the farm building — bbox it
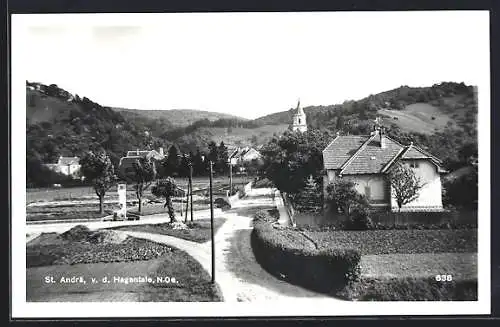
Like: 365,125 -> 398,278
322,126 -> 447,212
118,148 -> 165,178
228,147 -> 262,166
44,156 -> 81,179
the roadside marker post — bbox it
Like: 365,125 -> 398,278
209,160 -> 215,284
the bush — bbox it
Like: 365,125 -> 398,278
339,277 -> 477,301
251,219 -> 361,294
253,209 -> 277,223
342,205 -> 374,230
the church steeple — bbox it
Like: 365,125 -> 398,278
291,98 -> 307,132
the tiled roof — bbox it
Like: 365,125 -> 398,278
341,137 -> 403,175
322,135 -> 367,170
125,150 -> 165,160
126,150 -> 151,157
323,132 -> 444,175
58,157 -> 79,165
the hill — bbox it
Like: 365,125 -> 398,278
169,124 -> 290,153
113,108 -> 246,128
26,81 -> 171,185
253,82 -> 477,136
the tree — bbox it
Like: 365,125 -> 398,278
294,175 -> 322,213
326,179 -> 368,215
217,141 -> 229,173
80,151 -> 115,214
193,149 -> 206,176
164,144 -> 181,176
120,156 -> 157,214
260,129 -> 331,195
387,161 -> 424,211
207,141 -> 218,164
151,177 -> 178,222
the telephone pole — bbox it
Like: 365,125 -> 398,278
229,160 -> 233,195
189,162 -> 193,222
209,160 -> 215,284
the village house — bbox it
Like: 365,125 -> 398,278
44,156 -> 81,179
118,147 -> 165,178
322,126 -> 447,212
228,147 -> 263,174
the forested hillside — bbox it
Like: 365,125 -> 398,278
26,82 -> 170,186
114,108 -> 245,128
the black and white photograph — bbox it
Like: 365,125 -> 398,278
11,10 -> 490,317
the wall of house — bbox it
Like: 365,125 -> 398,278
343,175 -> 388,202
67,164 -> 81,177
243,150 -> 261,161
390,160 -> 443,211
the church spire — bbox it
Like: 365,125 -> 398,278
296,98 -> 305,116
291,98 -> 307,132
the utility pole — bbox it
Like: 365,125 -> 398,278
184,181 -> 189,223
229,160 -> 233,195
189,162 -> 193,222
209,160 -> 215,284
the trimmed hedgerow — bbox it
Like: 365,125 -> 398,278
251,216 -> 361,294
337,276 -> 477,301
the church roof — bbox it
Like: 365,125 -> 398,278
294,99 -> 305,116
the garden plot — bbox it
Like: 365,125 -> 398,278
26,225 -> 222,302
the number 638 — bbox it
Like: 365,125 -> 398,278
435,274 -> 453,281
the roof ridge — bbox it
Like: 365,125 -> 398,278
381,145 -> 409,173
339,134 -> 376,175
322,134 -> 340,153
410,144 -> 443,163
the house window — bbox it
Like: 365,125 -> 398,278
364,186 -> 371,200
410,161 -> 419,168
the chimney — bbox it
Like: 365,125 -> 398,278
159,147 -> 164,156
379,127 -> 386,148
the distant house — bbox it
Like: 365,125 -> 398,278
322,127 -> 447,212
229,146 -> 262,166
118,148 -> 165,178
44,156 -> 81,179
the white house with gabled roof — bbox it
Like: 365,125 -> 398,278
322,124 -> 447,212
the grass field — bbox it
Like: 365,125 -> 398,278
110,218 -> 227,243
27,176 -> 252,204
26,175 -> 252,221
198,124 -> 289,148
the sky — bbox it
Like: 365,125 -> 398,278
15,11 -> 490,119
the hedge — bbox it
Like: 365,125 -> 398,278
251,214 -> 361,294
338,277 -> 478,301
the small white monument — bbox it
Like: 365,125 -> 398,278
115,183 -> 127,220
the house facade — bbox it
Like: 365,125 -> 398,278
322,128 -> 446,212
118,147 -> 165,178
44,156 -> 81,179
229,147 -> 262,166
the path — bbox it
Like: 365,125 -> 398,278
124,187 -> 342,302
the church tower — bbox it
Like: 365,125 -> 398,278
291,99 -> 307,132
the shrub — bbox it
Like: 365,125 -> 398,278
253,209 -> 277,223
339,277 -> 477,301
342,205 -> 374,230
251,219 -> 361,294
